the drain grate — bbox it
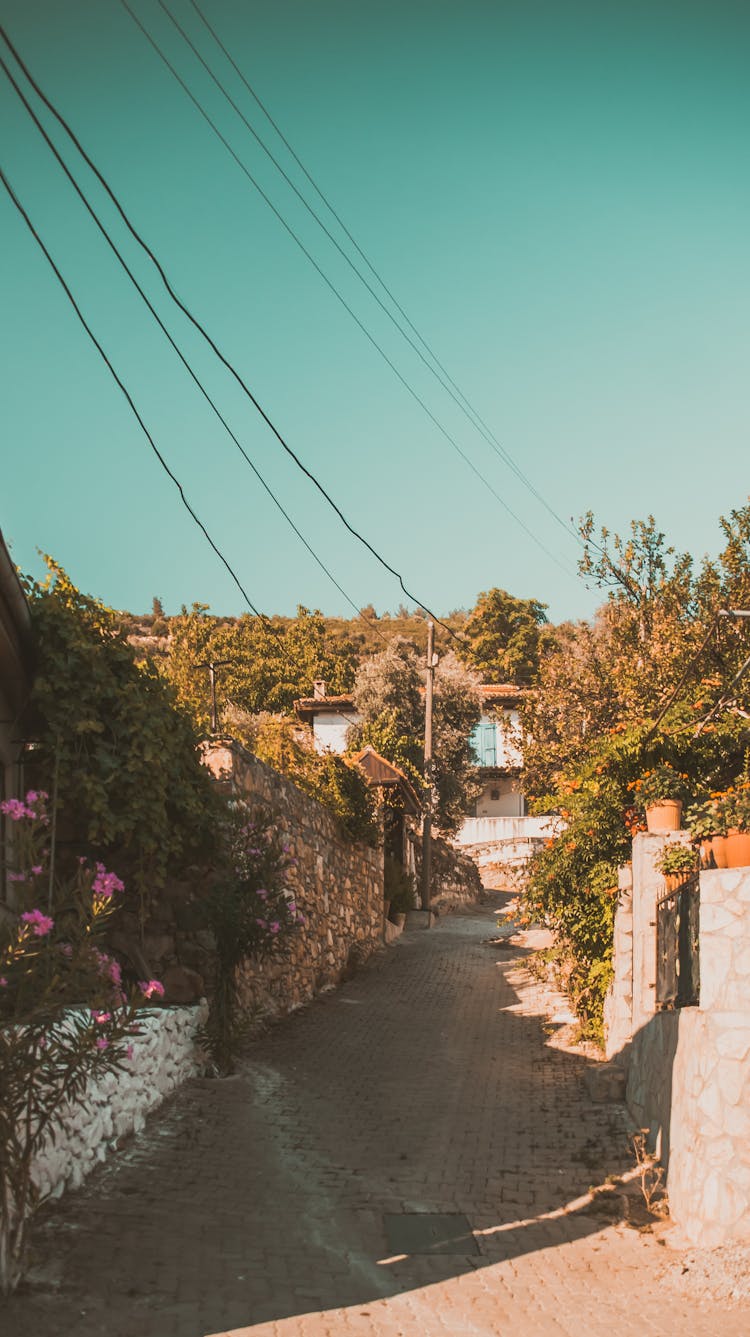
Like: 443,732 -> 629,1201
383,1213 -> 479,1256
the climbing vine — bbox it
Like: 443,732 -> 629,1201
22,559 -> 218,915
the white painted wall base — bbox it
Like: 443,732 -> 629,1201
32,1002 -> 207,1201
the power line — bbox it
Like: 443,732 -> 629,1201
0,52 -> 391,648
2,162 -> 377,724
0,24 -> 454,639
115,0 -> 577,581
0,166 -> 270,623
170,0 -> 580,549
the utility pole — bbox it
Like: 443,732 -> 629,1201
193,660 -> 233,735
421,620 -> 438,912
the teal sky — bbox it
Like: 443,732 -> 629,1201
2,0 -> 749,625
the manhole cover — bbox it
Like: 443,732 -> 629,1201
383,1213 -> 479,1255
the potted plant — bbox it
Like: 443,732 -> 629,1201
724,783 -> 750,869
685,795 -> 728,868
628,764 -> 690,833
654,842 -> 698,890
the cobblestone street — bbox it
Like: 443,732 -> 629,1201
6,897 -> 750,1336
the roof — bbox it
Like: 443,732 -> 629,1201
481,684 -> 524,704
295,682 -> 522,719
351,745 -> 422,816
294,694 -> 356,725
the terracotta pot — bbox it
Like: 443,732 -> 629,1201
645,799 -> 682,833
710,835 -> 728,869
725,830 -> 750,869
662,869 -> 695,892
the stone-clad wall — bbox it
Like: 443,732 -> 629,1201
201,741 -> 385,1019
33,1003 -> 206,1200
607,839 -> 750,1246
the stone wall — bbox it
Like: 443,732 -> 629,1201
454,816 -> 563,892
33,1003 -> 206,1200
202,740 -> 385,1019
602,863 -> 634,1060
428,835 -> 483,911
605,835 -> 750,1247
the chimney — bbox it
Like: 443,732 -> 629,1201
312,679 -> 326,700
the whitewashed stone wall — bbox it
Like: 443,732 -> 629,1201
603,863 -> 634,1060
665,869 -> 750,1245
33,1003 -> 206,1200
606,839 -> 750,1247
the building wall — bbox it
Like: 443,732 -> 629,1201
33,1004 -> 206,1201
605,837 -> 750,1247
470,708 -> 522,770
474,776 -> 525,818
312,710 -> 359,755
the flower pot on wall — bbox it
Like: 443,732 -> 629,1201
710,836 -> 728,869
725,831 -> 750,869
645,800 -> 682,833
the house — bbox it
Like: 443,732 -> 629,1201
294,680 -> 360,754
468,684 -> 525,818
294,680 -> 527,817
351,744 -> 422,878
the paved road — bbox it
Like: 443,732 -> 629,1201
6,897 -> 749,1336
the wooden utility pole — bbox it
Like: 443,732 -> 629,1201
421,620 -> 438,911
193,660 -> 233,734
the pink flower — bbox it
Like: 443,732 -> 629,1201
269,921 -> 280,935
287,901 -> 297,914
8,871 -> 26,883
138,979 -> 165,1000
95,1037 -> 109,1051
94,949 -> 122,986
31,865 -> 43,876
0,798 -> 34,822
20,909 -> 54,937
0,978 -> 7,987
92,1010 -> 111,1024
255,918 -> 267,928
92,863 -> 125,900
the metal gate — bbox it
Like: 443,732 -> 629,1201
656,871 -> 700,1009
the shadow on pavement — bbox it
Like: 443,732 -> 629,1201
3,900 -> 641,1337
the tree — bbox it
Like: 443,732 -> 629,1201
350,638 -> 482,833
461,588 -> 548,684
23,560 -> 217,914
162,604 -> 358,732
521,502 -> 750,1040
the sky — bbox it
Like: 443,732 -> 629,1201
2,0 -> 749,626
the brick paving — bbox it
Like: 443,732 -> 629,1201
5,895 -> 749,1336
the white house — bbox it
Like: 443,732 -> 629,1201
468,684 -> 525,818
294,681 -> 360,754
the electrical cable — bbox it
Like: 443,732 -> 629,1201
115,0 -> 578,581
2,162 -> 380,732
0,25 -> 455,639
0,54 -> 394,650
0,165 -> 270,625
168,0 -> 580,549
